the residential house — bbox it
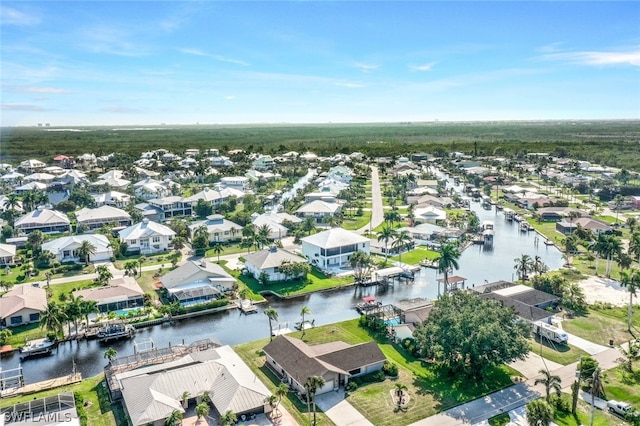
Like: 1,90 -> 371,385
185,185 -> 245,208
18,159 -> 47,171
73,276 -> 144,313
52,155 -> 75,168
263,335 -> 386,396
536,207 -> 586,222
220,176 -> 250,191
301,228 -> 370,270
119,219 -> 175,254
252,155 -> 275,171
160,260 -> 236,306
0,284 -> 47,327
251,213 -> 295,240
412,205 -> 446,224
472,281 -> 558,323
326,165 -> 353,184
117,345 -> 271,426
134,178 -> 180,200
92,190 -> 132,208
76,205 -> 132,231
42,234 -> 113,263
92,169 -> 131,190
243,246 -> 307,282
556,217 -> 613,236
0,243 -> 17,266
24,172 -> 57,184
146,196 -> 192,220
13,181 -> 48,194
295,200 -> 343,223
188,214 -> 241,243
14,207 -> 71,234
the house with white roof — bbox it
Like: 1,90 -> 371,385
73,276 -> 144,313
252,155 -> 275,171
413,205 -> 447,224
146,196 -> 192,220
24,172 -> 57,183
117,345 -> 271,426
76,205 -> 132,231
326,165 -> 353,184
188,214 -> 241,243
185,186 -> 245,208
19,159 -> 47,171
14,181 -> 48,194
42,234 -> 113,263
160,260 -> 236,306
14,207 -> 71,234
91,190 -> 132,208
251,214 -> 290,240
220,176 -> 250,191
0,243 -> 17,266
0,284 -> 47,327
243,246 -> 307,282
119,219 -> 175,254
133,178 -> 180,200
296,200 -> 343,223
301,228 -> 370,270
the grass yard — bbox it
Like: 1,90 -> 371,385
391,246 -> 439,265
528,336 -> 589,366
205,242 -> 247,258
233,266 -> 354,297
342,211 -> 372,231
602,365 -> 640,407
135,270 -> 164,300
562,306 -> 637,347
0,374 -> 124,426
112,252 -> 176,270
4,322 -> 47,347
48,279 -> 100,302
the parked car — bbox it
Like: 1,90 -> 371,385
607,400 -> 634,417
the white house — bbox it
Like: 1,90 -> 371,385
296,200 -> 343,223
413,205 -> 447,224
119,219 -> 175,254
188,214 -> 242,243
185,186 -> 245,208
220,176 -> 250,191
0,243 -> 17,266
91,190 -> 132,208
160,260 -> 236,306
301,228 -> 370,270
14,207 -> 71,234
42,234 -> 113,263
76,205 -> 132,231
243,246 -> 307,282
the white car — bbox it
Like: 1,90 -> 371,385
606,400 -> 634,417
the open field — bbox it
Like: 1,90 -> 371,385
2,121 -> 640,170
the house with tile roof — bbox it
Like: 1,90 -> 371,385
263,335 -> 386,396
0,284 -> 47,327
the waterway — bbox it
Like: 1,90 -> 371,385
0,176 -> 564,385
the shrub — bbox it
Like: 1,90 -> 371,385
345,381 -> 358,392
73,392 -> 88,426
382,361 -> 399,377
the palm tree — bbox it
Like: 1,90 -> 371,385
211,242 -> 223,262
39,301 -> 67,338
137,256 -> 146,276
195,401 -> 210,420
265,394 -> 279,417
302,216 -> 316,235
618,339 -> 640,372
65,294 -> 84,338
27,230 -> 45,256
619,269 -> 640,332
79,299 -> 98,327
180,391 -> 190,409
300,305 -> 312,336
526,399 -> 554,426
255,223 -> 272,249
534,369 -> 562,403
103,347 -> 118,363
219,410 -> 237,426
96,265 -> 113,283
304,375 -> 326,425
274,383 -> 288,417
628,231 -> 640,266
532,256 -> 548,276
77,240 -> 97,266
394,383 -> 408,408
392,230 -> 412,264
171,236 -> 186,252
514,254 -> 534,281
602,234 -> 622,278
264,306 -> 278,341
164,409 -> 183,426
377,223 -> 398,263
436,243 -> 460,295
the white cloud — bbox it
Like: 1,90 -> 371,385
180,48 -> 249,66
409,62 -> 436,72
1,104 -> 48,111
335,82 -> 365,89
536,47 -> 640,67
354,63 -> 379,73
224,95 -> 236,100
0,6 -> 40,26
8,85 -> 70,94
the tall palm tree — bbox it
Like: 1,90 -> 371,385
305,375 -> 326,425
628,231 -> 640,266
436,243 -> 460,294
392,230 -> 413,264
264,306 -> 278,341
39,301 -> 67,338
526,399 -> 554,426
265,394 -> 279,417
619,269 -> 640,332
394,383 -> 408,408
79,299 -> 98,327
377,224 -> 398,263
602,234 -> 622,278
65,294 -> 84,338
302,216 -> 316,235
219,410 -> 237,426
514,254 -> 534,281
96,265 -> 113,283
533,256 -> 548,276
137,256 -> 146,276
274,383 -> 289,416
211,242 -> 223,262
534,369 -> 562,403
255,223 -> 272,249
77,240 -> 97,266
300,305 -> 312,337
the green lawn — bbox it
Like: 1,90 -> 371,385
234,266 -> 354,297
0,374 -> 123,426
563,306 -> 637,347
391,246 -> 439,265
48,279 -> 100,302
205,242 -> 247,258
528,336 -> 589,366
342,211 -> 372,231
112,252 -> 176,270
602,365 -> 640,407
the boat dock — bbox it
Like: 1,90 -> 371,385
237,299 -> 258,314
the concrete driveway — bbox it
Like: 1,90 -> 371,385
315,389 -> 373,426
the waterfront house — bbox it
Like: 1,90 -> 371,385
0,284 -> 47,327
556,217 -> 613,236
119,219 -> 175,254
160,260 -> 236,306
146,196 -> 192,220
251,212 -> 299,240
263,335 -> 386,396
76,205 -> 132,231
243,246 -> 307,282
14,207 -> 71,234
295,200 -> 343,223
42,234 -> 113,263
73,276 -> 144,313
118,345 -> 271,426
536,207 -> 586,222
188,214 -> 241,243
301,228 -> 369,270
0,243 -> 17,266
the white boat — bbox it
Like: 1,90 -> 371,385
20,337 -> 57,359
503,208 -> 515,221
97,323 -> 135,343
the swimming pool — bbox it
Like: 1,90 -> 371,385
384,317 -> 401,326
113,308 -> 142,317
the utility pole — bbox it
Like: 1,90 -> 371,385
572,356 -> 581,414
590,367 -> 601,426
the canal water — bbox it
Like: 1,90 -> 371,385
0,178 -> 564,385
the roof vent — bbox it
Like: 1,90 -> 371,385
142,218 -> 149,224
269,245 -> 278,253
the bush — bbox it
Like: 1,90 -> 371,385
73,392 -> 88,426
550,394 -> 570,413
382,361 -> 399,377
345,381 -> 358,392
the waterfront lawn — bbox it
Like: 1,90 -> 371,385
135,270 -> 163,301
48,279 -> 100,302
528,336 -> 589,366
0,374 -> 122,426
562,306 -> 637,346
390,246 -> 439,265
4,322 -> 46,347
235,266 -> 353,297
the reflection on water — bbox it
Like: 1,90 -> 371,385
1,179 -> 564,384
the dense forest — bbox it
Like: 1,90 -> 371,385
1,120 -> 639,170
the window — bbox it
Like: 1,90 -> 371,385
349,368 -> 361,375
29,313 -> 40,322
10,316 -> 22,325
152,236 -> 160,243
130,239 -> 136,245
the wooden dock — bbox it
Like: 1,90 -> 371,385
237,300 -> 258,314
1,373 -> 82,397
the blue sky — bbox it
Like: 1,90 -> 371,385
2,1 -> 639,126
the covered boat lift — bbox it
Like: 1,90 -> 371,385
436,275 -> 468,293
